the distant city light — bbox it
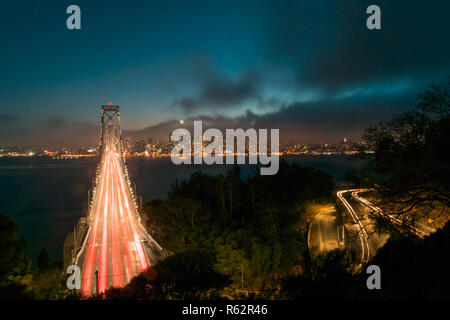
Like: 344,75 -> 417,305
180,119 -> 184,125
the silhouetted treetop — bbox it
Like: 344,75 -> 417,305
363,81 -> 450,215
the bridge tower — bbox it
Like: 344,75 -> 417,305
100,105 -> 122,153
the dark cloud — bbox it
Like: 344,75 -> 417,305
130,88 -> 417,144
168,0 -> 450,122
201,71 -> 260,106
299,1 -> 450,89
0,117 -> 98,146
0,113 -> 20,124
253,98 -> 404,142
174,98 -> 198,114
262,1 -> 449,93
171,62 -> 262,114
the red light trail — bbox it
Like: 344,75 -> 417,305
79,148 -> 151,296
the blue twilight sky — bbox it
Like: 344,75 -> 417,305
0,0 -> 449,145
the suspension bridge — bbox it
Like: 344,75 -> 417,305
71,105 -> 165,296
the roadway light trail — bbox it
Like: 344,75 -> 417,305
337,190 -> 370,266
75,106 -> 165,297
98,150 -> 111,294
79,148 -> 153,296
351,189 -> 435,238
110,155 -> 124,289
116,164 -> 134,284
80,154 -> 109,294
112,152 -> 149,272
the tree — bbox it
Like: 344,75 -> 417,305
102,250 -> 230,300
363,81 -> 450,216
0,214 -> 32,299
142,162 -> 334,293
281,249 -> 356,299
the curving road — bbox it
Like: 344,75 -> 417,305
336,188 -> 436,269
352,189 -> 435,238
336,190 -> 370,267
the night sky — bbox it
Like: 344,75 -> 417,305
0,0 -> 448,146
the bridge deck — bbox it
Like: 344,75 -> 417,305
76,147 -> 164,296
